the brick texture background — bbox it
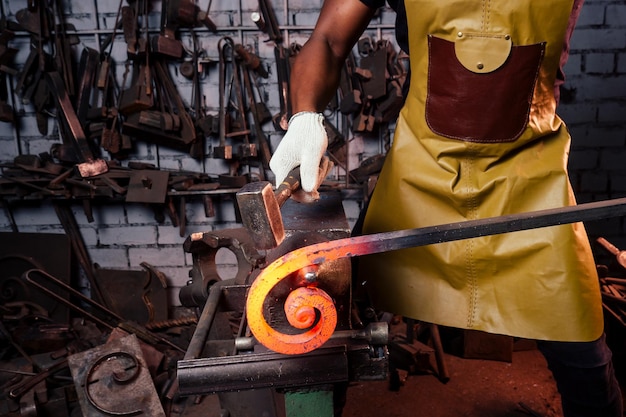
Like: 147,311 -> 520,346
0,0 -> 624,307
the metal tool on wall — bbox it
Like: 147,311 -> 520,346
230,46 -> 257,160
213,36 -> 258,188
52,200 -> 106,306
48,71 -> 109,178
189,31 -> 207,159
253,0 -> 291,131
238,44 -> 273,175
215,36 -> 234,161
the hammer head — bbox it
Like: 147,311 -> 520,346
236,181 -> 285,250
77,158 -> 109,178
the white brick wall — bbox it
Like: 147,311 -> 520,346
0,0 -> 625,306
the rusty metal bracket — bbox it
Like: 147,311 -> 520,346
125,169 -> 170,204
68,333 -> 166,417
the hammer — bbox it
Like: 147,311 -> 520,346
236,167 -> 302,250
236,156 -> 333,250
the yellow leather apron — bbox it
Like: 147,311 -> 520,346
360,0 -> 604,341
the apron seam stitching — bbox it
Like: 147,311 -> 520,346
465,154 -> 479,328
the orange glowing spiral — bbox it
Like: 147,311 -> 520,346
247,280 -> 337,355
246,252 -> 342,355
286,285 -> 336,330
246,234 -> 380,354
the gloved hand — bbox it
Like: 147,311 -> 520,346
269,111 -> 328,193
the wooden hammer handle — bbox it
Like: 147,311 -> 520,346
274,166 -> 301,206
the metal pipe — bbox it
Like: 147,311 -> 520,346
178,345 -> 349,395
233,322 -> 389,352
184,278 -> 235,360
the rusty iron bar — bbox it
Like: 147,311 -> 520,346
296,197 -> 626,261
22,269 -> 185,353
53,201 -> 106,306
8,358 -> 69,399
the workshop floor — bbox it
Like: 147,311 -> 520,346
341,326 -> 626,417
342,348 -> 564,417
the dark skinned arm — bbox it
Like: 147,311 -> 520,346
290,0 -> 378,114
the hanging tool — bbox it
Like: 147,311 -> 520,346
215,37 -> 234,160
198,0 -> 217,32
230,49 -> 257,159
47,72 -> 108,177
75,48 -> 100,126
52,0 -> 76,98
190,31 -> 206,159
253,0 -> 291,131
597,237 -> 626,269
247,197 -> 626,355
152,0 -> 185,58
238,44 -> 273,172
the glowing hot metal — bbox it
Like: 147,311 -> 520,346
246,197 -> 626,355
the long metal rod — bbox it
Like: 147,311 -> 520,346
261,198 -> 626,273
343,197 -> 626,257
7,24 -> 396,39
23,269 -> 118,330
22,268 -> 185,353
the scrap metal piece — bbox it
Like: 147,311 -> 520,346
68,333 -> 166,417
0,233 -> 71,323
125,169 -> 170,204
23,269 -> 185,353
94,267 -> 168,325
8,358 -> 68,400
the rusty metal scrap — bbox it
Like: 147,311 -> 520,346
68,333 -> 166,417
0,262 -> 201,416
597,237 -> 626,327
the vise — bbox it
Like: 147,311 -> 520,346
177,191 -> 388,417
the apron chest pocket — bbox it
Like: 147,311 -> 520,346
425,34 -> 545,143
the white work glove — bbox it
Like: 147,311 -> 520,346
270,111 -> 328,193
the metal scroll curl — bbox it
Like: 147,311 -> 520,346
246,252 -> 341,355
